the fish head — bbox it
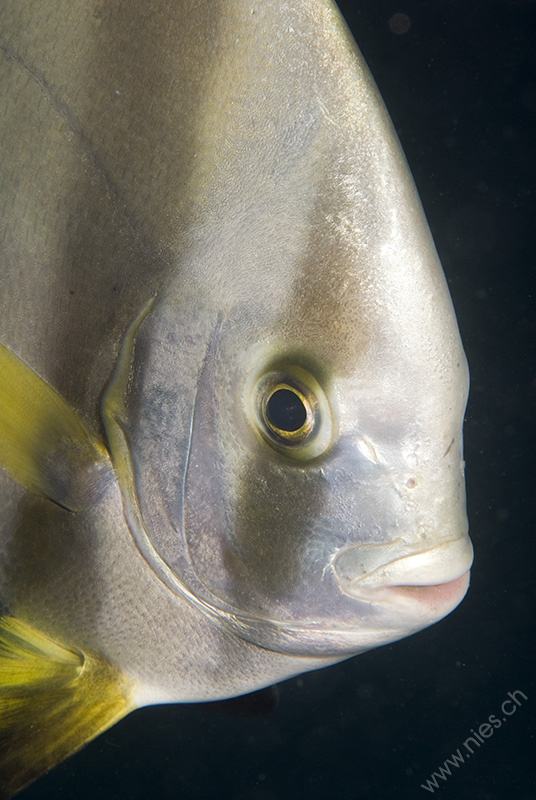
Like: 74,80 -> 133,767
101,3 -> 472,661
112,205 -> 471,660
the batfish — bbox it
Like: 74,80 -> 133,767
0,1 -> 472,796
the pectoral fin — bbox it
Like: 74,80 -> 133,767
0,616 -> 136,799
0,343 -> 111,511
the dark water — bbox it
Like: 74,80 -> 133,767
21,1 -> 535,798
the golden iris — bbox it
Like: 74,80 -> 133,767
262,383 -> 313,442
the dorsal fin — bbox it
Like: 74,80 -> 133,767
0,343 -> 111,511
0,617 -> 136,799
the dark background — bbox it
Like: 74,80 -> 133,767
22,1 -> 535,798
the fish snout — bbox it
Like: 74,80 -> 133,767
332,536 -> 474,618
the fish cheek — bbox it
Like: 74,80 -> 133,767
183,427 -> 330,618
223,453 -> 329,614
179,324 -> 329,618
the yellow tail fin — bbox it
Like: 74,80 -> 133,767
0,617 -> 135,799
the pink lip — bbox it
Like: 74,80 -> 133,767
384,571 -> 471,616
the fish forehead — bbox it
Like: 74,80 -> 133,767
155,1 -> 463,383
0,0 -> 461,387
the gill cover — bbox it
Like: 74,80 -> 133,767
103,310 -> 351,655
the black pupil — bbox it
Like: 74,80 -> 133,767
266,389 -> 307,432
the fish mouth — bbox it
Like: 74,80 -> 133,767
332,536 -> 473,619
349,571 -> 471,618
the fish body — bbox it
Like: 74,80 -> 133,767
0,1 -> 472,795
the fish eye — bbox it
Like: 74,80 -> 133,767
251,366 -> 333,460
264,385 -> 312,439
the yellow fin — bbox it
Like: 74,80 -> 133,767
0,343 -> 110,510
0,616 -> 136,799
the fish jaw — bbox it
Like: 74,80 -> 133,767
332,535 -> 473,593
195,540 -> 473,659
332,537 -> 473,627
366,572 -> 471,621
